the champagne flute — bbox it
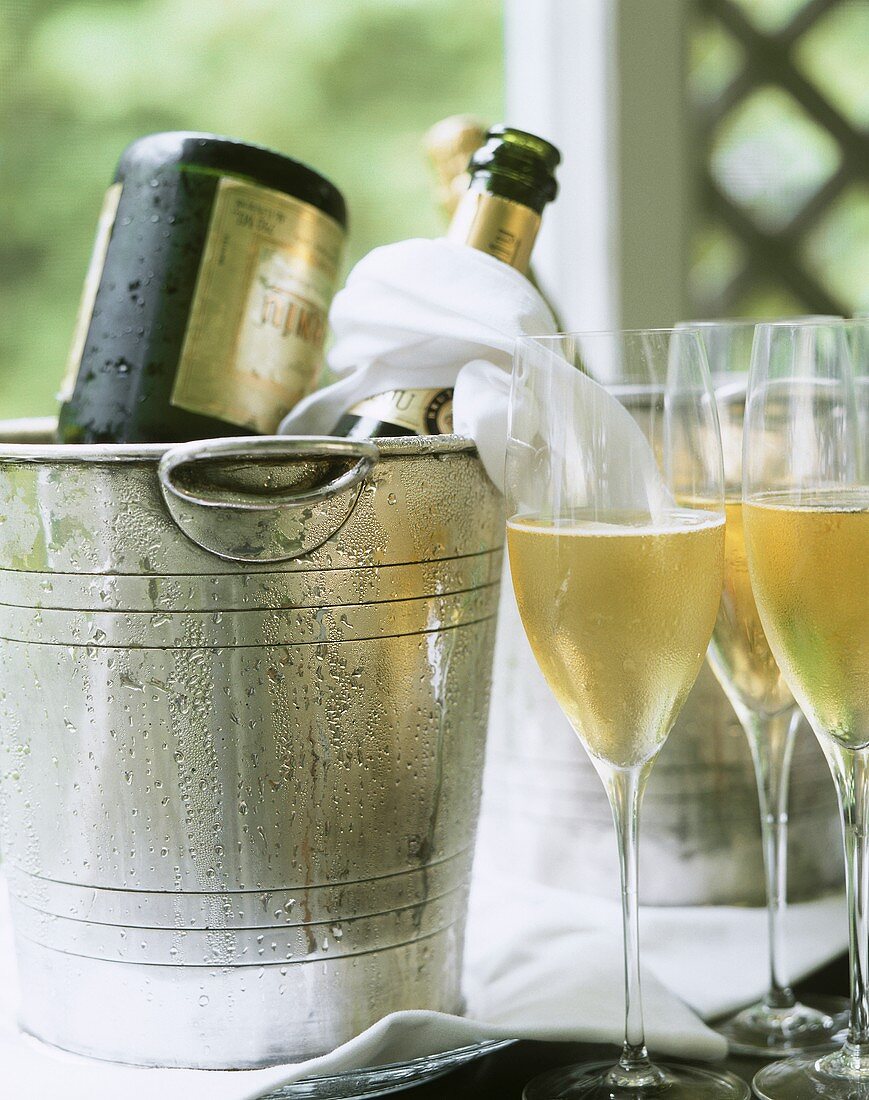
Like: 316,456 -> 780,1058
743,320 -> 868,1099
508,330 -> 748,1100
690,320 -> 847,1056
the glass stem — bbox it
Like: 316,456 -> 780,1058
742,706 -> 800,1012
603,761 -> 656,1076
824,742 -> 869,1071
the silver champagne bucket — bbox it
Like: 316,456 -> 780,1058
477,381 -> 842,907
0,421 -> 503,1068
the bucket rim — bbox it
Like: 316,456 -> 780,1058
0,419 -> 478,464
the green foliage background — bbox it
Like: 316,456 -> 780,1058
1,0 -> 865,422
0,0 -> 504,419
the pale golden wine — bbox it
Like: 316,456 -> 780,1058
745,491 -> 869,749
507,510 -> 725,768
708,500 -> 795,716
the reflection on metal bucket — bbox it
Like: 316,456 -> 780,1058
0,423 -> 503,1069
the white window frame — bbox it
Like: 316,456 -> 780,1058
505,0 -> 694,330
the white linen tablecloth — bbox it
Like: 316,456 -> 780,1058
0,868 -> 847,1100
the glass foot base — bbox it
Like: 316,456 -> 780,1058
715,994 -> 849,1057
522,1059 -> 750,1099
754,1050 -> 869,1099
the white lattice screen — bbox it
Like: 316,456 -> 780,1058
692,0 -> 869,317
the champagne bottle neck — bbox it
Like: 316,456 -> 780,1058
443,125 -> 559,275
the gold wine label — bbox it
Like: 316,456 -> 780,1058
446,190 -> 541,274
171,177 -> 344,433
347,388 -> 454,434
59,182 -> 123,402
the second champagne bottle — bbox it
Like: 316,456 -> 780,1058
332,125 -> 560,439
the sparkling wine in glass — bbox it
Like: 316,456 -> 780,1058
743,320 -> 868,1100
690,320 -> 847,1056
508,330 -> 749,1100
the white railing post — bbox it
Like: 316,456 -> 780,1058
505,0 -> 694,330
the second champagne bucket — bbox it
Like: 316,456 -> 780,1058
0,424 -> 503,1068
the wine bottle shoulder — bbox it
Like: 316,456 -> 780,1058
116,132 -> 347,228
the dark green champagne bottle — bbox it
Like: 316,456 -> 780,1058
333,125 -> 559,440
57,132 -> 347,444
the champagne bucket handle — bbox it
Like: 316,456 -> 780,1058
158,436 -> 379,563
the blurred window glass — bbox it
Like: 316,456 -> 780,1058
0,0 -> 504,419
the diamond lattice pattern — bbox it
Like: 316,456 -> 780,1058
691,0 -> 869,318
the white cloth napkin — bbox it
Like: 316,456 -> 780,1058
279,238 -> 554,454
277,237 -> 556,494
0,869 -> 847,1100
280,238 -> 671,520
